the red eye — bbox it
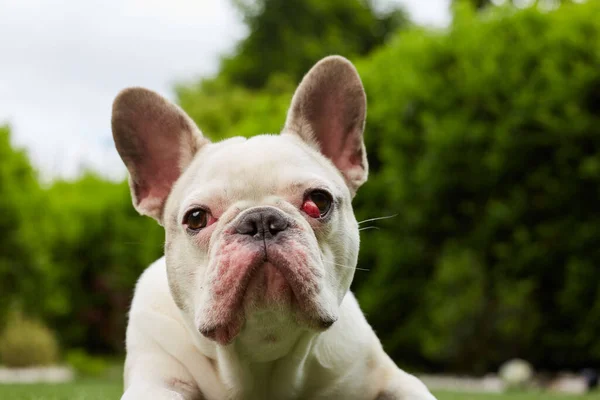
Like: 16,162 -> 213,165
302,190 -> 333,218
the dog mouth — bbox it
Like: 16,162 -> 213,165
197,239 -> 336,345
198,259 -> 297,345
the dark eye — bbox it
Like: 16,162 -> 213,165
302,190 -> 333,218
183,208 -> 209,231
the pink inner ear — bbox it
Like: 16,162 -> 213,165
313,95 -> 365,177
334,136 -> 364,173
128,117 -> 187,217
135,131 -> 182,199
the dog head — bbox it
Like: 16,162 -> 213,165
112,56 -> 367,354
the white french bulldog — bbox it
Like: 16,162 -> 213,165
112,56 -> 435,400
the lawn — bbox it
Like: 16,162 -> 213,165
435,392 -> 600,400
0,381 -> 599,400
0,379 -> 122,400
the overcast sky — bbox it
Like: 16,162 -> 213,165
0,0 -> 451,181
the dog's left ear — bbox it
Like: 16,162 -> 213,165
283,55 -> 368,195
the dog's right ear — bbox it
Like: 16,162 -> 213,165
111,88 -> 209,224
283,56 -> 367,195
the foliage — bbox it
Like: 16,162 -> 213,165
355,0 -> 600,373
176,75 -> 294,140
0,131 -> 163,353
221,0 -> 408,88
0,126 -> 67,330
177,0 -> 408,139
66,349 -> 111,377
44,176 -> 164,353
0,310 -> 59,367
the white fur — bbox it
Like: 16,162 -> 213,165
123,258 -> 434,400
121,135 -> 435,400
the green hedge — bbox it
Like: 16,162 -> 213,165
0,126 -> 52,325
0,128 -> 163,354
44,176 -> 163,353
354,1 -> 600,373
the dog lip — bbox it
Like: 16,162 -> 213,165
198,317 -> 243,346
262,248 -> 336,330
199,327 -> 235,346
197,259 -> 286,345
318,316 -> 337,330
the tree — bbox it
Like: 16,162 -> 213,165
220,0 -> 408,88
356,0 -> 600,372
0,125 -> 52,324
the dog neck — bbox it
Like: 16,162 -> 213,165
180,305 -> 326,395
233,307 -> 308,362
217,330 -> 319,396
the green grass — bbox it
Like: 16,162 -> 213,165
435,391 -> 600,400
0,379 -> 122,400
0,382 -> 598,399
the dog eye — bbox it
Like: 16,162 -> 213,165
302,190 -> 333,218
183,208 -> 209,231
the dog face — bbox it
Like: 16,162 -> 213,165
112,56 -> 368,350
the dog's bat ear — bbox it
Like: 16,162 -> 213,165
111,88 -> 209,223
283,55 -> 368,195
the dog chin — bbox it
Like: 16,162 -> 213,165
199,262 -> 294,346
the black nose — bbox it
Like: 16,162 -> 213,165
235,208 -> 289,239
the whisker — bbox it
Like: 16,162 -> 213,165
357,214 -> 398,225
122,241 -> 165,249
359,226 -> 380,231
322,259 -> 370,272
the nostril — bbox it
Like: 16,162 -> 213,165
267,218 -> 288,235
236,218 -> 259,236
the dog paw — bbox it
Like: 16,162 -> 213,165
378,370 -> 438,400
121,384 -> 189,400
375,390 -> 437,400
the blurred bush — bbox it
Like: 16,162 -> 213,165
0,310 -> 59,367
0,126 -> 56,326
221,0 -> 408,88
177,75 -> 294,142
0,126 -> 163,354
66,349 -> 110,377
354,0 -> 600,373
43,176 -> 164,354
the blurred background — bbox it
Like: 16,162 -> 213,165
1,0 -> 599,392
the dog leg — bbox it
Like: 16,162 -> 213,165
122,384 -> 189,400
375,367 -> 437,400
122,352 -> 203,400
